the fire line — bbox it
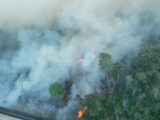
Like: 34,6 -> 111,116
77,106 -> 87,118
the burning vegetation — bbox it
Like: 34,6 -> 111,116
74,39 -> 160,120
77,106 -> 88,118
0,0 -> 160,120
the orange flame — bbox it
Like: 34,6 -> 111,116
79,58 -> 83,62
75,58 -> 83,63
77,106 -> 88,118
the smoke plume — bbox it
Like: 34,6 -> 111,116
0,0 -> 160,119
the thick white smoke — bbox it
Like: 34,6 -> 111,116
0,0 -> 160,119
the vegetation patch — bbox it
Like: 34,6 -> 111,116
49,83 -> 65,97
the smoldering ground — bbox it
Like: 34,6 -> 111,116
0,0 -> 160,119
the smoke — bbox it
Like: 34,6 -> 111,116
0,0 -> 160,119
0,0 -> 70,28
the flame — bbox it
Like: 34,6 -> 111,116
78,110 -> 83,118
75,54 -> 96,64
75,58 -> 83,63
77,106 -> 88,118
79,58 -> 83,62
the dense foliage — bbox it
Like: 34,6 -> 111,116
49,83 -> 65,97
78,39 -> 160,120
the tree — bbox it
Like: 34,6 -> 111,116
80,94 -> 101,120
49,83 -> 65,97
99,53 -> 112,72
111,62 -> 126,80
135,72 -> 147,84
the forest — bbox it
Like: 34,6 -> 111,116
47,37 -> 160,120
69,38 -> 160,120
0,1 -> 160,120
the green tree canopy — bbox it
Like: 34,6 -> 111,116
49,83 -> 65,97
111,62 -> 126,80
99,53 -> 112,72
